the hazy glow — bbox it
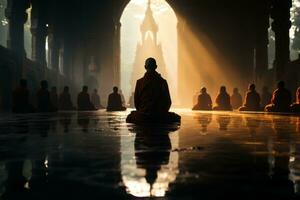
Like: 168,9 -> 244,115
177,19 -> 240,106
120,0 -> 178,102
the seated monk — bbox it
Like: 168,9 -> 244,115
291,87 -> 300,113
59,86 -> 76,110
107,87 -> 127,111
126,57 -> 181,124
265,81 -> 292,112
192,87 -> 212,110
91,89 -> 104,109
77,86 -> 96,111
239,84 -> 262,111
230,88 -> 243,110
37,80 -> 55,113
12,79 -> 35,113
213,86 -> 232,111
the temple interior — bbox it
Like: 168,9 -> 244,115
0,0 -> 300,199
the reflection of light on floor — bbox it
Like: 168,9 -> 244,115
120,131 -> 179,197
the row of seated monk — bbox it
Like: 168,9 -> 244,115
12,57 -> 181,124
192,81 -> 300,113
12,79 -> 127,113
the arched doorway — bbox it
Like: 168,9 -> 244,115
120,0 -> 178,105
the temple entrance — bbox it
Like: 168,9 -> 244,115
120,0 -> 178,105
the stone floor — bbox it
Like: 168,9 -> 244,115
0,109 -> 299,199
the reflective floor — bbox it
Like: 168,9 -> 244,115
0,109 -> 299,199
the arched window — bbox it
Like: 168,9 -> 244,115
120,0 -> 178,103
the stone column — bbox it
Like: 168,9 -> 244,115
30,1 -> 47,67
113,22 -> 121,87
47,27 -> 59,71
254,0 -> 270,83
5,0 -> 29,57
271,0 -> 292,81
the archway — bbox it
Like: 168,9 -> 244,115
120,0 -> 178,105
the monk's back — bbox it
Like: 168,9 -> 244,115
135,71 -> 171,113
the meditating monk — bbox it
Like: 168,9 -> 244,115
265,81 -> 292,112
213,86 -> 232,111
239,84 -> 261,111
91,89 -> 104,109
107,87 -> 126,111
192,87 -> 212,110
59,86 -> 76,110
37,80 -> 55,112
291,87 -> 300,113
126,57 -> 181,124
77,86 -> 96,111
230,88 -> 243,110
12,79 -> 35,113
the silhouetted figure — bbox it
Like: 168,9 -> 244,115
213,86 -> 232,111
239,84 -> 261,111
261,86 -> 272,108
91,89 -> 104,109
12,79 -> 35,113
291,87 -> 300,113
230,88 -> 243,110
37,80 -> 54,113
59,86 -> 76,111
50,87 -> 58,111
128,92 -> 135,108
107,87 -> 127,111
265,81 -> 292,112
126,58 -> 181,124
192,87 -> 212,110
77,86 -> 96,111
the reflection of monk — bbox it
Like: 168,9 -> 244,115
192,87 -> 212,111
213,86 -> 232,111
265,81 -> 292,112
127,58 -> 180,124
12,79 -> 35,113
196,114 -> 212,133
217,115 -> 231,131
239,84 -> 261,111
130,125 -> 178,189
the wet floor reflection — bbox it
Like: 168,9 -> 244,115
121,125 -> 179,197
0,111 -> 299,199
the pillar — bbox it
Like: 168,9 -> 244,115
113,21 -> 121,87
254,0 -> 270,84
271,0 -> 292,81
5,0 -> 29,57
30,0 -> 47,67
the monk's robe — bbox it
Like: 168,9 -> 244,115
213,92 -> 232,111
239,90 -> 261,111
192,93 -> 212,111
107,93 -> 126,111
127,71 -> 180,124
59,92 -> 75,110
77,92 -> 96,111
265,88 -> 292,112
